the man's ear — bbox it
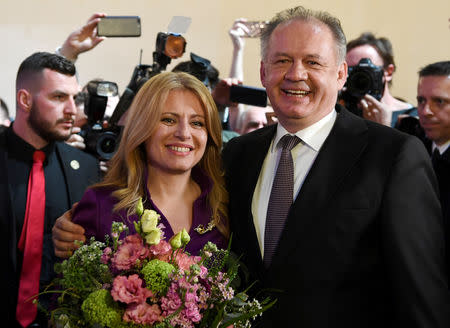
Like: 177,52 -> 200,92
384,64 -> 395,83
260,61 -> 267,87
337,61 -> 348,90
17,89 -> 32,112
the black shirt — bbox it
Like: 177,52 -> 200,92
5,126 -> 70,284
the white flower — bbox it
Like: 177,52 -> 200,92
141,209 -> 160,233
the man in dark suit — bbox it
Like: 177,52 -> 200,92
222,6 -> 450,327
0,52 -> 100,327
416,60 -> 450,285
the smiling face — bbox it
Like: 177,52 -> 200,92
145,89 -> 208,175
28,68 -> 79,143
417,75 -> 450,146
260,19 -> 347,133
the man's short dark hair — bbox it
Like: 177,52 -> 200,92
347,32 -> 395,71
16,52 -> 76,90
419,61 -> 450,78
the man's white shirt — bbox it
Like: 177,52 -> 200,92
251,109 -> 337,257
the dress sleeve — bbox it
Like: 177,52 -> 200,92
72,188 -> 109,242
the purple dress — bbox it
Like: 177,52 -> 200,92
72,167 -> 228,255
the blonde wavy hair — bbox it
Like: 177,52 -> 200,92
94,71 -> 229,237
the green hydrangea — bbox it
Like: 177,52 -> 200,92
141,259 -> 175,295
81,289 -> 124,328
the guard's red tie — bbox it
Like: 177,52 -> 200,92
16,150 -> 46,327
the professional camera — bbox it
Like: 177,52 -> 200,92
111,32 -> 187,124
79,31 -> 187,161
339,58 -> 384,116
79,80 -> 122,161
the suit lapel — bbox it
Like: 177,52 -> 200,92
0,136 -> 19,276
271,107 -> 369,269
229,125 -> 276,272
55,143 -> 77,205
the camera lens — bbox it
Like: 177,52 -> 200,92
348,71 -> 371,96
97,131 -> 118,160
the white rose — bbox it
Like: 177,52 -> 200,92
141,209 -> 160,233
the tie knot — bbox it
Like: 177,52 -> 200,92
280,134 -> 301,151
33,150 -> 46,163
432,148 -> 441,161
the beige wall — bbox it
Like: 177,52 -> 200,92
1,0 -> 449,118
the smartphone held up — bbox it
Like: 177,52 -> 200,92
97,16 -> 141,37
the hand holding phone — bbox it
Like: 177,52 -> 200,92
241,21 -> 268,38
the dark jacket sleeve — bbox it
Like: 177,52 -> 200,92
380,135 -> 450,325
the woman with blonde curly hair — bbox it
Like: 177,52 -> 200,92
57,71 -> 229,255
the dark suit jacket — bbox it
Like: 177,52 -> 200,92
0,131 -> 100,326
432,145 -> 450,283
223,106 -> 450,327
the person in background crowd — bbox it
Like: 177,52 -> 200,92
416,60 -> 450,285
236,104 -> 274,135
344,32 -> 415,127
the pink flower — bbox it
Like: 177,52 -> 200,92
111,274 -> 152,304
123,302 -> 162,325
101,247 -> 112,264
185,291 -> 198,303
175,251 -> 201,272
183,302 -> 202,322
111,234 -> 149,271
199,265 -> 208,279
160,283 -> 182,314
149,239 -> 172,261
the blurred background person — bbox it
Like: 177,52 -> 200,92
342,32 -> 416,127
236,104 -> 274,135
416,60 -> 450,283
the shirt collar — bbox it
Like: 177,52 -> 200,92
432,139 -> 450,155
6,124 -> 55,163
271,109 -> 337,153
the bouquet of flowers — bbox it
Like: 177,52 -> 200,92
45,198 -> 274,328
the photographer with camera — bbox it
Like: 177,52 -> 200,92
341,32 -> 415,127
